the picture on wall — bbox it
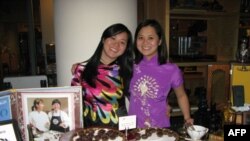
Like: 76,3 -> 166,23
10,86 -> 82,141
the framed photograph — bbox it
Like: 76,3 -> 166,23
0,119 -> 22,141
11,86 -> 82,141
0,92 -> 12,121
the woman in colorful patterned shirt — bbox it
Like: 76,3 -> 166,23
128,19 -> 194,128
71,23 -> 133,128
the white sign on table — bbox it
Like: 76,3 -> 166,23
118,115 -> 136,130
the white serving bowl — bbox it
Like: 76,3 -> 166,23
187,125 -> 208,140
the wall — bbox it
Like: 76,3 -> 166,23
0,0 -> 41,75
40,0 -> 55,53
0,23 -> 19,73
53,0 -> 137,86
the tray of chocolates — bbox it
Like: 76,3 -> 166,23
128,128 -> 179,141
60,127 -> 126,141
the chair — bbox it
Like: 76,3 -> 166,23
234,111 -> 250,125
207,64 -> 230,110
3,75 -> 48,89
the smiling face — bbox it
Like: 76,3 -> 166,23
52,103 -> 61,111
136,26 -> 161,60
101,32 -> 128,64
36,101 -> 45,111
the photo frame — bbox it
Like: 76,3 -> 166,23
0,119 -> 22,141
11,86 -> 82,141
0,91 -> 12,121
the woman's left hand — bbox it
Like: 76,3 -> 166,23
184,118 -> 194,126
59,123 -> 66,128
166,104 -> 172,117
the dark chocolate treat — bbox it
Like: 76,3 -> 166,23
98,129 -> 106,135
109,132 -> 118,140
93,135 -> 101,141
135,132 -> 141,140
163,129 -> 170,134
148,128 -> 156,134
89,129 -> 95,134
68,128 -> 126,141
79,136 -> 91,141
146,131 -> 152,137
79,130 -> 85,136
141,134 -> 148,139
107,130 -> 116,135
101,134 -> 109,141
118,132 -> 124,138
156,130 -> 163,137
156,128 -> 161,132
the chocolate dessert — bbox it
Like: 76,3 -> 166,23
128,128 -> 179,141
59,127 -> 126,141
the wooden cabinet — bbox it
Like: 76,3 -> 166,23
238,0 -> 250,62
138,0 -> 241,62
170,0 -> 240,62
239,0 -> 250,38
238,13 -> 250,42
137,0 -> 170,52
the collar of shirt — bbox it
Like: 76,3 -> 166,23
141,54 -> 158,66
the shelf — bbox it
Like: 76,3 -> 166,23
184,73 -> 205,79
171,55 -> 216,63
239,26 -> 250,29
171,106 -> 198,117
240,13 -> 250,18
170,8 -> 236,19
176,61 -> 229,67
239,16 -> 250,29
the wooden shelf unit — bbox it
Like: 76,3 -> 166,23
137,0 -> 241,112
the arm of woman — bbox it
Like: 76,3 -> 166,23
166,103 -> 172,118
71,63 -> 83,86
71,63 -> 79,75
71,62 -> 84,75
28,112 -> 35,127
174,84 -> 194,125
47,111 -> 52,120
60,111 -> 70,128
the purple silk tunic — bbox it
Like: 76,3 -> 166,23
128,55 -> 184,128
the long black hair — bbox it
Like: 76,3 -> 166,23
81,23 -> 133,96
134,19 -> 168,65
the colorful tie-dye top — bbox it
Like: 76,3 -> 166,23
71,62 -> 127,128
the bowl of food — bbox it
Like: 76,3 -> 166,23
186,125 -> 208,140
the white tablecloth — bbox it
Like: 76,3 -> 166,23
34,130 -> 63,141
